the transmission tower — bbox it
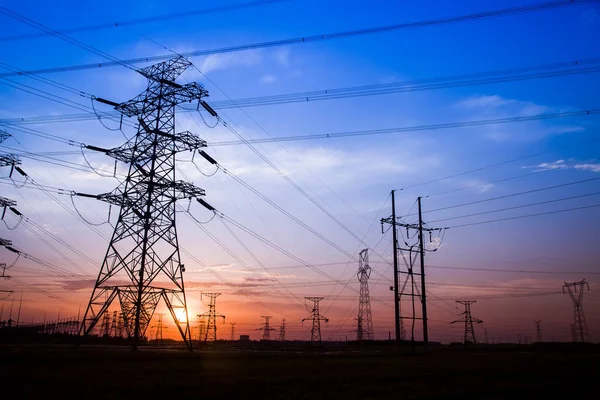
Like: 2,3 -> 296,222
196,316 -> 206,342
303,297 -> 329,344
534,320 -> 542,343
356,249 -> 374,341
451,300 -> 483,345
278,318 -> 286,341
563,279 -> 590,342
153,313 -> 164,343
101,312 -> 111,337
77,57 -> 218,350
198,293 -> 225,342
230,322 -> 236,341
110,310 -> 118,337
258,316 -> 276,340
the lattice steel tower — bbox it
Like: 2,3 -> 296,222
278,318 -> 286,341
563,279 -> 590,342
356,249 -> 374,341
303,297 -> 329,343
451,300 -> 483,344
78,57 -> 213,350
534,320 -> 542,343
198,293 -> 225,342
258,316 -> 276,340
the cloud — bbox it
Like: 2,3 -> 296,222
196,50 -> 261,74
526,159 -> 600,173
260,74 -> 277,84
457,95 -> 517,109
274,47 -> 291,67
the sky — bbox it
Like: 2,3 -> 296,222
0,0 -> 599,343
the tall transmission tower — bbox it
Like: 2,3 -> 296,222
100,312 -> 111,337
198,293 -> 225,342
230,322 -> 236,341
451,300 -> 483,345
303,297 -> 329,344
78,57 -> 217,351
258,316 -> 276,340
356,249 -> 374,341
563,279 -> 590,342
278,318 -> 286,341
534,320 -> 542,343
153,313 -> 164,343
196,317 -> 206,342
381,193 -> 444,345
110,310 -> 118,337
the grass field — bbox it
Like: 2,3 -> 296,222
1,343 -> 598,399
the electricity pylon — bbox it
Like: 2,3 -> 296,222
230,322 -> 236,341
198,293 -> 225,342
451,300 -> 483,345
258,316 -> 276,340
303,297 -> 328,344
356,249 -> 374,341
196,317 -> 206,342
78,57 -> 216,351
278,318 -> 286,341
534,320 -> 542,343
153,313 -> 164,343
563,279 -> 590,342
110,310 -> 118,337
101,312 -> 111,337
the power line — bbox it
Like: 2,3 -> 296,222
418,177 -> 600,215
0,0 -> 592,78
0,0 -> 289,42
446,204 -> 600,229
5,58 -> 600,126
428,191 -> 600,223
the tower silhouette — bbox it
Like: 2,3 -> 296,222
153,313 -> 164,343
534,320 -> 542,343
303,297 -> 329,344
78,57 -> 214,350
278,319 -> 286,341
563,279 -> 590,342
230,322 -> 236,341
198,293 -> 225,342
258,316 -> 276,340
356,249 -> 374,341
451,300 -> 482,344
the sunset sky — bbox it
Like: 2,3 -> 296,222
0,0 -> 599,343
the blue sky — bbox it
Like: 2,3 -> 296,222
0,0 -> 599,342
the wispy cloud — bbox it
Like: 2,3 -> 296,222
260,74 -> 277,84
526,159 -> 600,173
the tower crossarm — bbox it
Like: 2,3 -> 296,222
116,82 -> 208,117
0,154 -> 21,167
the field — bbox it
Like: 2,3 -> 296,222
1,343 -> 598,399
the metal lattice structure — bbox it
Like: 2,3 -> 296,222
303,297 -> 328,343
229,322 -> 236,341
198,293 -> 225,342
534,320 -> 542,343
278,319 -> 286,341
563,279 -> 590,342
79,57 -> 212,350
451,300 -> 482,345
356,249 -> 374,341
258,315 -> 276,340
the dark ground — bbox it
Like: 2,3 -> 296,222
1,343 -> 598,399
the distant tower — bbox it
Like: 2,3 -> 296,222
198,293 -> 225,342
484,327 -> 489,345
278,319 -> 286,341
303,297 -> 329,344
196,317 -> 206,342
451,300 -> 482,345
356,249 -> 374,341
534,320 -> 542,343
101,312 -> 111,337
257,316 -> 276,340
110,310 -> 118,337
563,279 -> 590,342
230,322 -> 236,341
154,313 -> 164,343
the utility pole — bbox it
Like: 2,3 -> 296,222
78,57 -> 218,351
563,279 -> 590,342
381,190 -> 399,342
279,319 -> 286,341
258,316 -> 276,340
230,322 -> 236,341
382,195 -> 444,346
198,293 -> 225,342
534,320 -> 542,343
451,300 -> 482,345
303,297 -> 329,344
356,249 -> 374,341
